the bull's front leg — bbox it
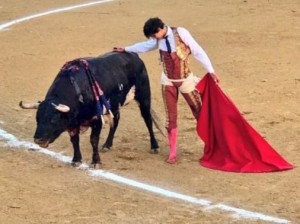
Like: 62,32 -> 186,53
90,118 -> 102,167
69,129 -> 82,166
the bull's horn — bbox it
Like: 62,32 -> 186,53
51,103 -> 70,113
19,101 -> 40,109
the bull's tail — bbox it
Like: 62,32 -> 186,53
150,108 -> 166,137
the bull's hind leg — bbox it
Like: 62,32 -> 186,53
139,102 -> 159,153
135,87 -> 159,153
90,118 -> 102,167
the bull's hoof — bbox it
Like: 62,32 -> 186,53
90,162 -> 102,169
150,148 -> 160,154
71,161 -> 82,167
100,146 -> 112,152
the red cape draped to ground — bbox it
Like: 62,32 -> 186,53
195,74 -> 294,172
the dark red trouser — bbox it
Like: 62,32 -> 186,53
162,83 -> 202,131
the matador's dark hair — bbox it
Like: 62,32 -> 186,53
143,17 -> 165,38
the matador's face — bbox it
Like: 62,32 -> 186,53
150,26 -> 167,40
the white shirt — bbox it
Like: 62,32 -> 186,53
125,26 -> 215,73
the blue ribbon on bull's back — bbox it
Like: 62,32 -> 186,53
62,59 -> 114,125
92,81 -> 111,116
83,59 -> 114,125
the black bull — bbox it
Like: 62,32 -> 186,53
20,52 -> 161,166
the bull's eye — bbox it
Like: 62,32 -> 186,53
50,118 -> 57,124
50,114 -> 60,124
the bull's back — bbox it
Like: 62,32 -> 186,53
90,52 -> 144,75
87,52 -> 146,94
46,52 -> 147,103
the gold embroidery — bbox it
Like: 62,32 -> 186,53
159,28 -> 192,79
174,29 -> 191,61
173,28 -> 191,78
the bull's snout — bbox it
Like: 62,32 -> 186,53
34,138 -> 50,148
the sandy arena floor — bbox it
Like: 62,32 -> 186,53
0,0 -> 299,223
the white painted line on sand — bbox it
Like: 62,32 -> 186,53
0,127 -> 290,224
0,0 -> 113,31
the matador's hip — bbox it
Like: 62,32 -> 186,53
161,72 -> 202,130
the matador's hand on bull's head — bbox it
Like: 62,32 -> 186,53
113,47 -> 125,52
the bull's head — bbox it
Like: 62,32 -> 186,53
19,100 -> 71,148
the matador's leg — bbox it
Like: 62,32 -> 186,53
182,89 -> 202,119
162,85 -> 179,164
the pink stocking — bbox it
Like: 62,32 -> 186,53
167,128 -> 178,164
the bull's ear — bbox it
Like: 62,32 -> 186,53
51,103 -> 70,113
19,101 -> 40,109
